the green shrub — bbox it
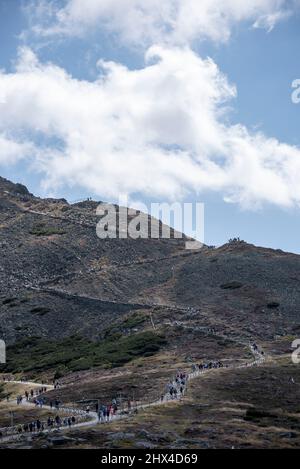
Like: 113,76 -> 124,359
30,223 -> 66,236
30,306 -> 51,316
2,297 -> 17,305
267,301 -> 280,309
220,281 -> 243,290
244,408 -> 275,421
2,331 -> 166,375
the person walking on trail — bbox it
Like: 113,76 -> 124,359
25,391 -> 29,401
107,404 -> 112,422
36,420 -> 41,432
100,405 -> 106,423
105,406 -> 110,423
112,401 -> 118,416
68,417 -> 72,428
49,400 -> 53,409
102,406 -> 107,422
55,415 -> 61,428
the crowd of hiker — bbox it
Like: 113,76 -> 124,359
95,399 -> 119,423
193,360 -> 225,371
165,371 -> 188,401
17,390 -> 61,411
14,415 -> 77,435
1,360 -> 236,437
251,342 -> 264,356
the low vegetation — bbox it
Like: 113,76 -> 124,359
30,306 -> 51,316
29,223 -> 66,236
220,281 -> 243,290
1,331 -> 167,376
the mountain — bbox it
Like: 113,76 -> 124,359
0,176 -> 299,449
0,175 -> 299,347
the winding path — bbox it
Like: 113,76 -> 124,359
0,340 -> 265,443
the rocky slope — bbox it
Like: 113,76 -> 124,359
0,176 -> 300,450
0,175 -> 299,372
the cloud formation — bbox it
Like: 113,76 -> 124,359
1,46 -> 300,208
27,0 -> 296,45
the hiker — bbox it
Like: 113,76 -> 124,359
36,420 -> 41,432
86,405 -> 90,414
71,416 -> 76,425
107,404 -> 111,421
68,417 -> 72,428
100,405 -> 106,423
25,391 -> 29,401
112,401 -> 118,415
105,406 -> 109,423
49,400 -> 53,409
55,415 -> 61,428
23,423 -> 29,433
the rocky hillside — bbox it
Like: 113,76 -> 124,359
1,176 -> 300,450
0,175 -> 299,374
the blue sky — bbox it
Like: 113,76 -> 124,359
0,0 -> 300,252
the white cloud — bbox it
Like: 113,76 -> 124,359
27,0 -> 296,46
1,46 -> 300,208
0,134 -> 33,165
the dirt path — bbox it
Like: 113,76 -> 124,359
0,341 -> 265,443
